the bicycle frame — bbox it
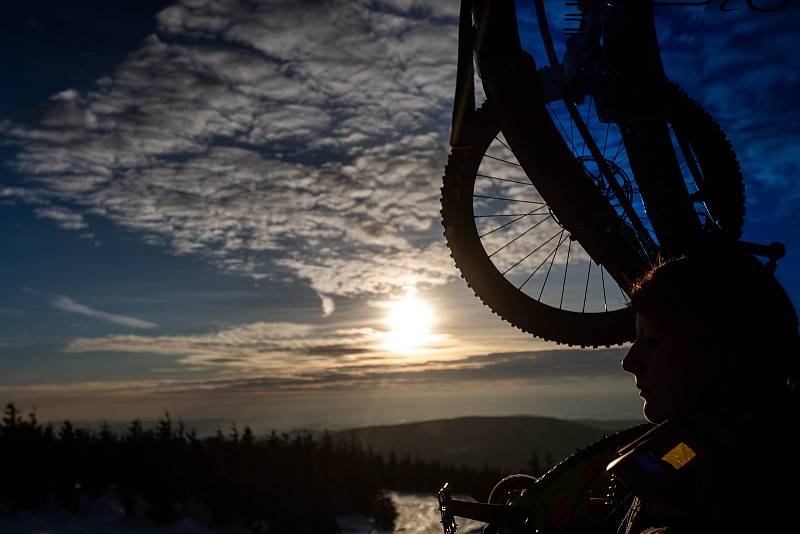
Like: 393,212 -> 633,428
453,0 -> 784,259
442,0 -> 784,345
558,0 -> 703,255
437,423 -> 652,534
455,0 -> 659,293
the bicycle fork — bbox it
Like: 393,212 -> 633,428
468,0 -> 653,289
575,0 -> 703,256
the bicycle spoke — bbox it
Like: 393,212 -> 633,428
519,230 -> 566,290
582,260 -> 592,313
477,173 -> 536,187
479,206 -> 550,239
619,283 -> 629,306
475,213 -> 547,218
601,266 -> 608,312
630,214 -> 655,234
494,135 -> 513,153
503,228 -> 562,276
569,113 -> 574,149
602,124 -> 610,157
473,194 -> 544,204
611,140 -> 625,163
538,231 -> 567,301
488,217 -> 554,258
484,154 -> 521,167
560,239 -> 572,309
548,104 -> 579,154
580,98 -> 593,158
678,141 -> 704,190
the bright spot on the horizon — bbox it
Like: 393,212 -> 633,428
383,295 -> 435,354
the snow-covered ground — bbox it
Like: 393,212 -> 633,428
338,492 -> 485,534
387,492 -> 485,534
0,492 -> 486,533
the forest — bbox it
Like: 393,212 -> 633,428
0,403 -> 520,532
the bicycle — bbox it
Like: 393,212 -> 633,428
439,0 -> 783,347
438,423 -> 653,534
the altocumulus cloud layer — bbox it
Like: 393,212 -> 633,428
1,0 -> 462,312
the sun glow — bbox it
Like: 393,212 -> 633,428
383,294 -> 435,354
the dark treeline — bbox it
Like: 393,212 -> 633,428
0,403 -> 506,533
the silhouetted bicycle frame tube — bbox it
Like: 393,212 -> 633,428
450,0 -> 783,291
454,0 -> 667,292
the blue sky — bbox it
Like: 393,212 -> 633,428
1,0 -> 797,430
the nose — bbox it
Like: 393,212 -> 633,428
622,341 -> 644,375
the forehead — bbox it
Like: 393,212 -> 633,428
635,311 -> 707,344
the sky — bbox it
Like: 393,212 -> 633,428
1,0 -> 797,432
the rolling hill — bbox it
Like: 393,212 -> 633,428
336,415 -> 645,473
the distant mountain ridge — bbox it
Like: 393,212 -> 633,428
335,415 -> 645,472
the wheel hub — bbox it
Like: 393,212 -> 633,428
577,155 -> 635,223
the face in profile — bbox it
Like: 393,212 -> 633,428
622,313 -> 719,423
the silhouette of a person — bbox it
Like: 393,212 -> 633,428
613,247 -> 799,533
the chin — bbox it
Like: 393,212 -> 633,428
643,402 -> 667,424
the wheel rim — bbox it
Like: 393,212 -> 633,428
442,104 -> 637,345
473,130 -> 631,314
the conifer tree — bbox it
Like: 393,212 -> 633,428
157,412 -> 173,442
2,402 -> 21,430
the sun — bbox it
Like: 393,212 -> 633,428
383,294 -> 435,354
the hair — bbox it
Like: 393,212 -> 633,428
629,246 -> 799,394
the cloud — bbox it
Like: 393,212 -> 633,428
9,1 -> 789,319
63,317 -> 627,392
182,347 -> 628,394
318,293 -> 336,317
0,345 -> 628,395
0,187 -> 48,205
35,206 -> 88,230
52,296 -> 159,329
64,319 -> 436,374
2,0 -> 463,313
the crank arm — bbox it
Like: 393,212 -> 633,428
438,483 -> 530,534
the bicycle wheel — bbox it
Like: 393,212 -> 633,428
665,81 -> 744,239
439,0 -> 745,345
534,80 -> 745,248
442,104 -> 637,347
441,86 -> 744,346
530,1 -> 745,244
